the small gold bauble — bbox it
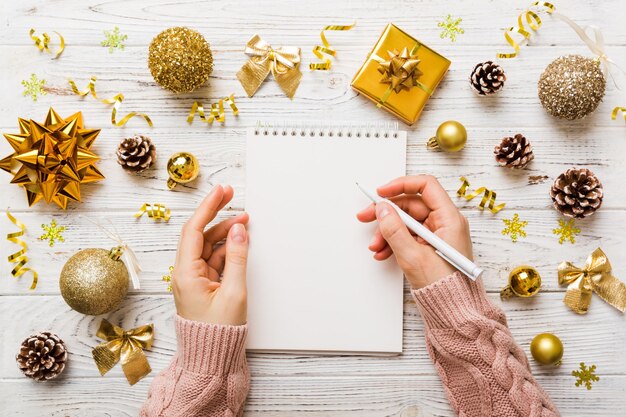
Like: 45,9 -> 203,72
500,265 -> 542,299
167,152 -> 199,189
59,248 -> 129,315
426,120 -> 467,152
530,333 -> 563,366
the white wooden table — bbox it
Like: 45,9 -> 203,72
1,0 -> 626,415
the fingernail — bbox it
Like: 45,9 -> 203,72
376,202 -> 390,219
230,223 -> 246,243
369,235 -> 378,247
209,184 -> 222,195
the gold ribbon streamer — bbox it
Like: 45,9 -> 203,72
92,319 -> 154,386
135,203 -> 171,221
236,35 -> 302,98
309,22 -> 356,70
5,211 -> 38,290
188,94 -> 239,124
68,76 -> 153,127
29,28 -> 65,59
612,107 -> 626,122
497,2 -> 555,59
457,177 -> 506,213
558,248 -> 626,314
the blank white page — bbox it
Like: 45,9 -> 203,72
245,126 -> 406,353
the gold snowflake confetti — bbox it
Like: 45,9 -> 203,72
572,362 -> 599,390
438,14 -> 465,42
22,73 -> 46,102
502,213 -> 528,243
101,26 -> 127,53
39,219 -> 66,247
553,219 -> 581,244
162,266 -> 174,292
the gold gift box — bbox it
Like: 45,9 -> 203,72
351,24 -> 451,125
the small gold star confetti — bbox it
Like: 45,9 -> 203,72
572,362 -> 599,390
22,73 -> 46,102
39,219 -> 66,247
101,26 -> 127,53
438,14 -> 465,42
162,266 -> 174,292
553,219 -> 581,244
502,213 -> 528,243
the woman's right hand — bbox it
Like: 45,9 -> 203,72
356,175 -> 473,290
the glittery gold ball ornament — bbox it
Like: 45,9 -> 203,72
148,27 -> 213,93
530,333 -> 564,366
500,265 -> 542,299
59,248 -> 129,315
538,55 -> 605,120
167,152 -> 199,189
426,120 -> 467,152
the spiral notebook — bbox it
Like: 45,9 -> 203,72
245,123 -> 406,353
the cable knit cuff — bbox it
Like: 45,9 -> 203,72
411,271 -> 497,329
175,315 -> 248,376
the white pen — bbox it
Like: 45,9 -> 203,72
357,183 -> 483,281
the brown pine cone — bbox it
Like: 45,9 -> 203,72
116,135 -> 157,172
16,332 -> 68,381
494,134 -> 534,169
550,168 -> 603,218
470,61 -> 506,96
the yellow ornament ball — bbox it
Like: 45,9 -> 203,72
530,333 -> 563,366
427,120 -> 467,152
167,152 -> 200,189
501,265 -> 542,298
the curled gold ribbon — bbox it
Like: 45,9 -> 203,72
612,107 -> 626,122
92,319 -> 154,386
29,28 -> 65,59
497,2 -> 555,59
188,94 -> 239,125
6,211 -> 38,290
457,177 -> 506,213
135,203 -> 171,221
309,22 -> 356,70
558,248 -> 626,314
68,76 -> 153,127
236,35 -> 302,98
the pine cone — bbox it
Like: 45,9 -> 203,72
494,134 -> 534,169
16,332 -> 68,381
550,168 -> 603,218
116,135 -> 157,172
470,61 -> 506,96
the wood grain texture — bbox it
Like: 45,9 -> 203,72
1,0 -> 626,415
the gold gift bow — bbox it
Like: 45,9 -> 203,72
612,107 -> 626,122
558,248 -> 626,314
309,22 -> 356,70
236,35 -> 302,99
188,94 -> 239,124
135,203 -> 171,221
68,76 -> 153,127
5,211 -> 38,290
92,319 -> 154,386
29,28 -> 65,59
457,177 -> 506,213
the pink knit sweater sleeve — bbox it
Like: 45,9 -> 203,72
412,272 -> 560,417
140,315 -> 250,417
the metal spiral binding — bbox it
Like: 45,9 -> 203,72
253,120 -> 400,139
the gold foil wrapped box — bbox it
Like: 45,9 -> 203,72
351,24 -> 451,125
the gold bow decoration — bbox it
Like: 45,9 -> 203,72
236,35 -> 302,99
558,248 -> 626,314
92,319 -> 154,385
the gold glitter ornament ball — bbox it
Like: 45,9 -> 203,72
148,27 -> 213,93
530,333 -> 564,366
167,152 -> 199,189
538,55 -> 605,120
59,248 -> 129,315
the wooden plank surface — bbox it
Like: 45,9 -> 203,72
1,0 -> 626,415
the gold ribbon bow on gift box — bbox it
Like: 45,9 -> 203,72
558,248 -> 626,314
92,319 -> 154,385
236,35 -> 302,99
